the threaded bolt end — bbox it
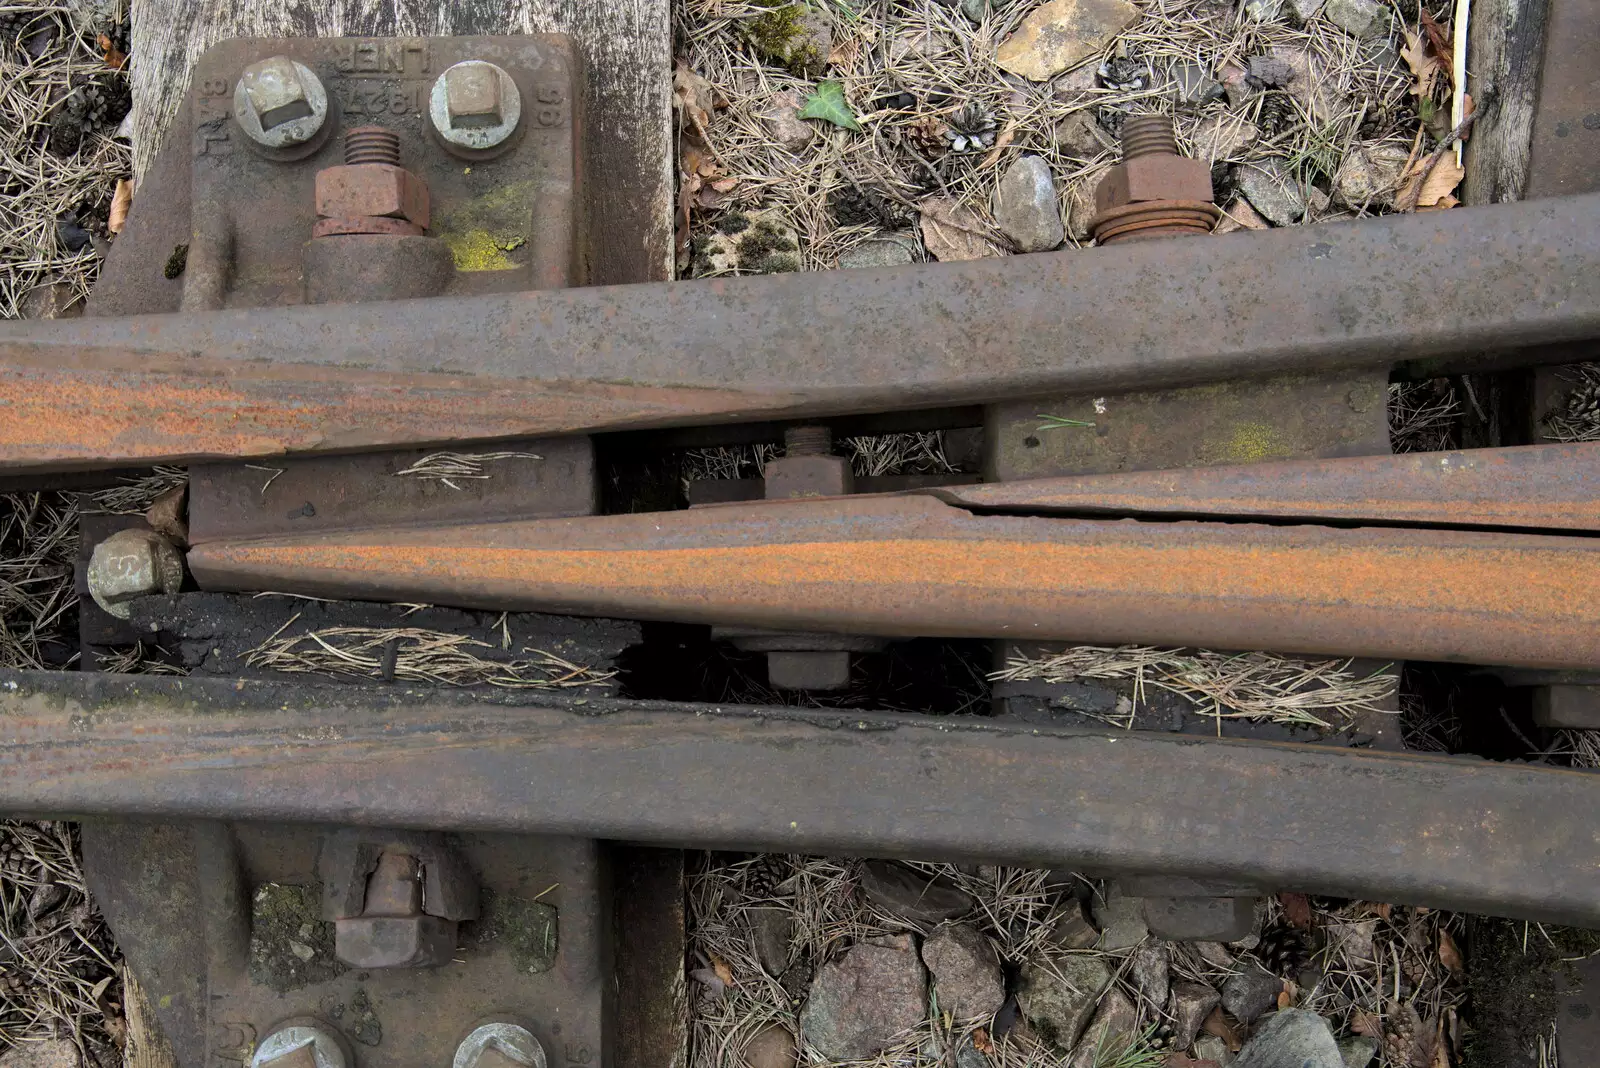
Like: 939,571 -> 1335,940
784,425 -> 832,456
1121,115 -> 1178,160
345,126 -> 401,166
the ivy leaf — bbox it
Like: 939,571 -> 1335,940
798,80 -> 861,131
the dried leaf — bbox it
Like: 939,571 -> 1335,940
108,179 -> 133,235
1202,1006 -> 1243,1052
689,967 -> 725,998
978,118 -> 1019,169
1366,901 -> 1394,921
1279,891 -> 1314,930
1430,1016 -> 1451,1067
1277,988 -> 1293,1010
98,32 -> 127,70
1419,10 -> 1453,74
1438,929 -> 1464,974
918,197 -> 1003,262
1400,31 -> 1444,99
712,954 -> 734,986
1352,1010 -> 1383,1038
673,63 -> 715,131
798,80 -> 862,131
972,1029 -> 994,1055
1399,154 -> 1464,208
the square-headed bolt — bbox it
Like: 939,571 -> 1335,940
314,164 -> 430,229
335,914 -> 457,969
234,56 -> 327,148
446,63 -> 504,129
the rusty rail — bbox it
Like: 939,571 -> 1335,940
940,442 -> 1600,530
1,194 -> 1597,473
4,670 -> 1599,925
188,484 -> 1600,670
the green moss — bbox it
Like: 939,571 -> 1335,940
744,1 -> 826,76
736,219 -> 800,274
248,883 -> 344,993
471,888 -> 559,975
163,244 -> 188,280
716,211 -> 752,235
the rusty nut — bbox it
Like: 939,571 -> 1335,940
1094,154 -> 1215,213
314,164 -> 430,230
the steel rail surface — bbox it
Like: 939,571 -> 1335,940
2,671 -> 1597,925
0,194 -> 1596,473
187,491 -> 1600,670
938,442 -> 1600,530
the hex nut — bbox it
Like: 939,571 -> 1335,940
430,61 -> 522,151
768,650 -> 852,691
454,1023 -> 548,1068
314,164 -> 431,229
334,914 -> 457,969
252,1024 -> 349,1068
1094,155 -> 1215,213
234,56 -> 328,149
86,529 -> 183,620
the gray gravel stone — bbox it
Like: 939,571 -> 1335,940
1052,111 -> 1112,158
1048,902 -> 1100,949
1175,61 -> 1225,103
1237,159 -> 1306,225
993,156 -> 1064,252
1131,944 -> 1169,1009
749,905 -> 794,976
1170,980 -> 1221,1049
1233,1009 -> 1343,1068
859,860 -> 974,923
800,934 -> 928,1061
1091,883 -> 1148,951
1066,988 -> 1138,1068
922,923 -> 1005,1020
1222,963 -> 1283,1025
1017,955 -> 1112,1050
1287,0 -> 1326,20
839,232 -> 919,269
1339,1035 -> 1380,1068
1324,0 -> 1390,37
742,1024 -> 798,1068
1333,144 -> 1411,208
0,1041 -> 79,1068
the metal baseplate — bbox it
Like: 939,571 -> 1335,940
3,24 -> 1600,1068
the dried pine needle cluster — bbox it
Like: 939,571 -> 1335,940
993,645 -> 1397,729
0,0 -> 130,318
676,0 -> 1424,272
244,622 -> 614,689
0,821 -> 123,1059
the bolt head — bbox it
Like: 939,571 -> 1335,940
252,1024 -> 348,1068
234,56 -> 327,148
430,61 -> 522,151
454,1023 -> 547,1068
86,529 -> 183,620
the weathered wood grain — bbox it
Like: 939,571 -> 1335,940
129,0 -> 674,281
1462,0 -> 1553,204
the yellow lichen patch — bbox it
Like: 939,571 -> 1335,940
435,180 -> 536,272
1207,421 -> 1288,463
443,229 -> 517,272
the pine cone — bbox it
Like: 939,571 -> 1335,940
1,838 -> 30,873
945,102 -> 996,153
1097,106 -> 1127,137
830,185 -> 894,228
742,854 -> 792,901
83,76 -> 132,133
1256,921 -> 1312,978
1566,383 -> 1600,421
1256,93 -> 1296,138
0,971 -> 27,1000
1098,58 -> 1148,92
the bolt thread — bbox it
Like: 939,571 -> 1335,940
785,425 -> 831,456
345,126 -> 401,166
1121,115 -> 1179,160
